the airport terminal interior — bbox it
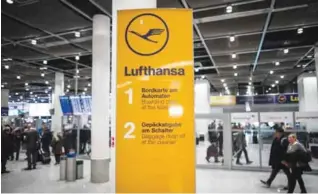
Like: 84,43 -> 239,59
1,0 -> 318,193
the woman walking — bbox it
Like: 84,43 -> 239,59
51,132 -> 63,165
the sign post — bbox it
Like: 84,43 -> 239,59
116,9 -> 195,193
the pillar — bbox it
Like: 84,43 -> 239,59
1,89 -> 9,118
91,14 -> 111,183
316,46 -> 318,90
110,0 -> 156,191
51,72 -> 64,132
297,73 -> 318,112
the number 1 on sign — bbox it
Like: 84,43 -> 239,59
125,88 -> 133,104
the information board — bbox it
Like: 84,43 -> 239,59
69,96 -> 83,115
59,96 -> 73,115
80,95 -> 92,114
116,9 -> 195,193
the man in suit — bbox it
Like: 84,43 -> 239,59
2,126 -> 13,173
261,128 -> 290,189
24,124 -> 39,170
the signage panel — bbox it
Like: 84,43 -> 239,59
210,95 -> 236,106
59,96 -> 73,115
80,96 -> 92,114
231,112 -> 259,123
69,96 -> 83,115
1,107 -> 9,116
236,94 -> 298,105
260,112 -> 293,123
116,9 -> 195,193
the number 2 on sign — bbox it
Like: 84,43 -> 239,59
124,122 -> 135,139
125,88 -> 133,104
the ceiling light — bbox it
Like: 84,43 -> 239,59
275,80 -> 279,84
17,75 -> 21,79
75,31 -> 81,38
223,83 -> 227,87
249,77 -> 252,81
31,39 -> 37,45
75,55 -> 80,61
229,36 -> 235,42
231,53 -> 237,59
35,95 -> 37,97
269,88 -> 271,91
76,69 -> 79,74
84,87 -> 88,91
194,68 -> 199,72
280,75 -> 284,79
25,83 -> 28,86
269,70 -> 274,74
221,79 -> 225,83
271,84 -> 275,88
4,65 -> 9,69
307,55 -> 312,58
297,28 -> 303,34
67,84 -> 71,88
88,83 -> 91,87
297,64 -> 301,68
233,65 -> 237,69
255,93 -> 258,95
6,0 -> 14,4
226,5 -> 233,13
15,92 -> 19,95
234,73 -> 238,76
9,95 -> 11,98
266,90 -> 268,93
248,82 -> 251,85
283,49 -> 289,54
41,73 -> 45,77
1,85 -> 4,88
40,67 -> 48,70
25,88 -> 29,91
48,86 -> 52,90
82,92 -> 86,95
43,60 -> 47,65
275,61 -> 280,66
45,81 -> 49,84
66,89 -> 70,92
201,75 -> 205,79
30,92 -> 33,94
45,90 -> 48,94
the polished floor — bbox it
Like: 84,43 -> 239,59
2,158 -> 318,193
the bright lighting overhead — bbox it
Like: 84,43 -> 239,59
25,83 -> 28,86
6,0 -> 13,4
1,85 -> 4,88
66,89 -> 70,92
75,31 -> 81,38
88,83 -> 91,87
25,88 -> 29,91
280,75 -> 284,79
16,75 -> 21,79
40,67 -> 48,70
194,68 -> 199,72
226,5 -> 233,13
221,79 -> 225,83
82,92 -> 86,95
275,61 -> 280,66
15,92 -> 19,95
229,36 -> 235,42
31,39 -> 37,45
249,77 -> 252,81
248,82 -> 251,85
269,70 -> 274,74
45,90 -> 48,94
223,83 -> 227,87
283,48 -> 289,54
271,84 -> 275,88
75,55 -> 80,61
231,53 -> 237,59
84,87 -> 87,91
35,95 -> 37,97
307,55 -> 312,58
41,73 -> 45,77
269,88 -> 271,91
30,92 -> 33,94
4,65 -> 9,69
234,73 -> 238,76
297,28 -> 303,34
67,84 -> 71,88
266,90 -> 268,93
76,69 -> 79,74
45,81 -> 49,84
201,75 -> 205,79
297,64 -> 301,68
43,60 -> 47,65
48,86 -> 52,90
275,80 -> 279,84
233,65 -> 237,69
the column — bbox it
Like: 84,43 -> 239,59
51,72 -> 64,132
316,46 -> 318,90
297,72 -> 318,112
1,89 -> 9,117
91,14 -> 111,183
110,0 -> 156,191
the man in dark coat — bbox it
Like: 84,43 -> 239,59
24,125 -> 39,170
2,127 -> 13,173
41,124 -> 52,155
261,128 -> 291,189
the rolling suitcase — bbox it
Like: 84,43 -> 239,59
38,148 -> 51,164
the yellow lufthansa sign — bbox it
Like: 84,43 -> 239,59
116,9 -> 195,193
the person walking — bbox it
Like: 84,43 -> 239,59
41,124 -> 52,156
1,127 -> 13,173
235,129 -> 253,165
260,128 -> 291,189
23,124 -> 39,170
51,132 -> 63,165
282,134 -> 311,193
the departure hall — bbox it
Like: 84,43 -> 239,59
1,0 -> 318,193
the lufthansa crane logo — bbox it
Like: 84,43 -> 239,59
277,95 -> 287,103
125,13 -> 169,56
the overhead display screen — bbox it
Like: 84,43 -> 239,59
80,95 -> 92,114
59,96 -> 73,115
69,96 -> 83,115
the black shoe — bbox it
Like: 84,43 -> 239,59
23,167 -> 32,171
205,156 -> 210,163
215,160 -> 220,163
246,161 -> 253,165
283,186 -> 288,190
236,161 -> 243,165
1,170 -> 10,174
260,180 -> 270,188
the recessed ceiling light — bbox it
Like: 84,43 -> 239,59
307,55 -> 312,58
67,84 -> 71,88
234,73 -> 238,76
266,90 -> 268,93
88,83 -> 91,87
40,67 -> 48,70
221,79 -> 225,83
1,85 -> 4,88
41,73 -> 45,77
15,92 -> 19,95
45,90 -> 48,94
226,5 -> 233,13
48,86 -> 52,90
84,87 -> 87,91
231,53 -> 237,59
4,65 -> 9,69
31,39 -> 37,45
201,75 -> 205,79
17,75 -> 21,79
280,75 -> 284,79
75,55 -> 80,61
233,65 -> 237,69
269,70 -> 274,74
6,0 -> 14,4
194,68 -> 199,72
248,82 -> 251,85
283,49 -> 289,54
275,80 -> 279,84
82,92 -> 86,95
275,61 -> 280,66
249,77 -> 252,81
297,64 -> 301,68
271,84 -> 275,87
76,69 -> 79,74
25,88 -> 29,91
297,28 -> 303,34
269,88 -> 271,91
35,95 -> 37,97
223,83 -> 227,87
75,31 -> 81,38
30,92 -> 33,94
229,36 -> 235,42
66,89 -> 70,92
45,81 -> 49,84
43,60 -> 47,65
25,83 -> 28,86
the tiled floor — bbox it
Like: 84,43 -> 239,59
2,158 -> 318,193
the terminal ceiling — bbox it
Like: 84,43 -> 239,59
1,0 -> 318,102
